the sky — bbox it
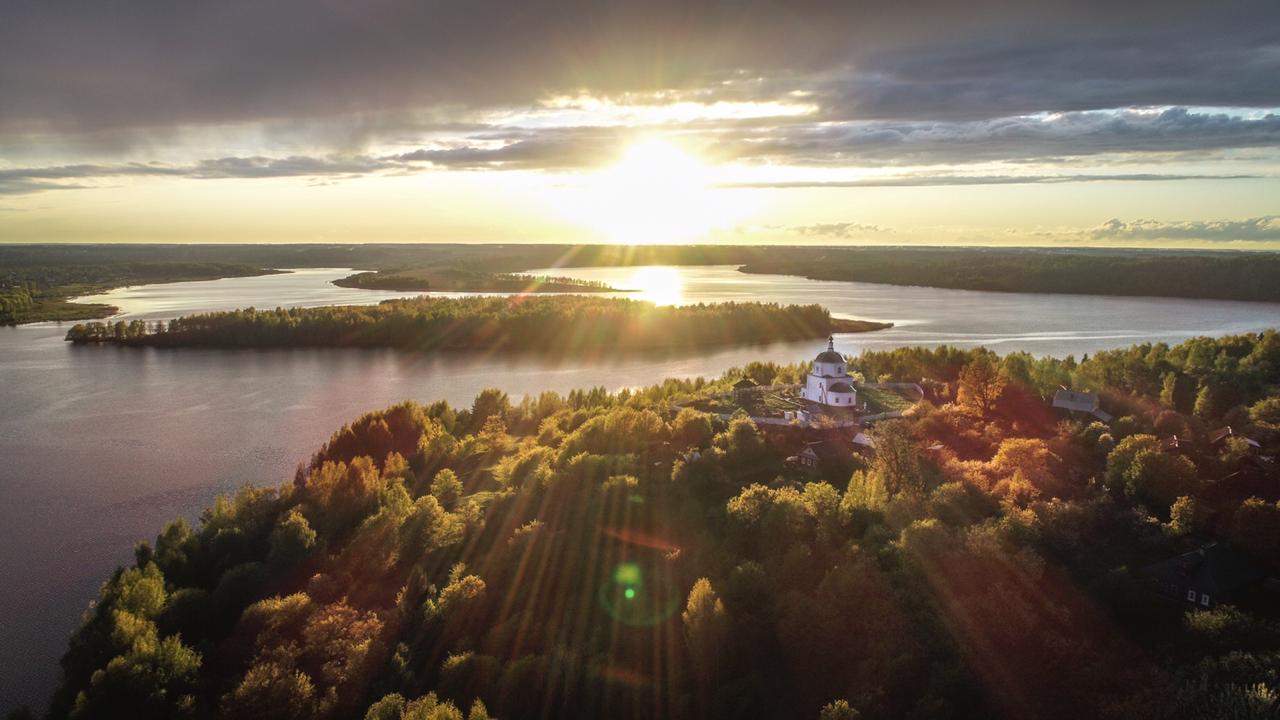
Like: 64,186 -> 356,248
1,0 -> 1278,247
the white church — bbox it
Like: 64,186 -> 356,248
801,336 -> 857,407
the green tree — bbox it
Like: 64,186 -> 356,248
1194,383 -> 1222,420
72,612 -> 202,720
1103,434 -> 1160,495
1123,449 -> 1198,508
430,469 -> 464,511
1248,396 -> 1280,430
267,508 -> 317,569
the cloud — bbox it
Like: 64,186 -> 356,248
789,223 -> 891,239
721,172 -> 1263,189
1,0 -> 1277,148
0,157 -> 396,195
711,108 -> 1280,166
1089,216 -> 1280,242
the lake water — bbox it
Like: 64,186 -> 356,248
1,265 -> 1277,711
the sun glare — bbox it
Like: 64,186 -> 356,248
625,266 -> 685,306
561,139 -> 743,245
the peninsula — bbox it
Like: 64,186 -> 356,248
47,331 -> 1280,719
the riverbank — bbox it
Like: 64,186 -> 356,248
2,263 -> 281,325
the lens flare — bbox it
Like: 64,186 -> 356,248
598,561 -> 679,626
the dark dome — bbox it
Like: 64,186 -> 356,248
815,350 -> 844,363
828,382 -> 855,393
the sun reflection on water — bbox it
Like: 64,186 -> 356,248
625,266 -> 684,306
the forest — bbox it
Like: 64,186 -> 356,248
739,248 -> 1280,303
332,268 -> 617,294
63,297 -> 871,354
35,330 -> 1280,719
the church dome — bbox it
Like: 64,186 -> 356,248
814,336 -> 844,363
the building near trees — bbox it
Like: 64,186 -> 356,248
1140,543 -> 1270,610
801,336 -> 858,407
1052,388 -> 1113,422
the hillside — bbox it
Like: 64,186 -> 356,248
45,332 -> 1280,719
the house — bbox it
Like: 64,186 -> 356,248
732,377 -> 758,402
1052,389 -> 1113,422
1140,543 -> 1267,610
851,432 -> 876,452
788,440 -> 850,470
800,337 -> 857,407
1161,435 -> 1190,453
1208,426 -> 1262,450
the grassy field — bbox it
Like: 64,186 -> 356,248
860,385 -> 919,414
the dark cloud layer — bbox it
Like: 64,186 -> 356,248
712,108 -> 1280,167
2,0 -> 1277,139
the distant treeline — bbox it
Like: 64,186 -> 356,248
9,245 -> 1280,324
740,248 -> 1280,302
333,267 -> 617,293
0,243 -> 753,276
64,296 -> 874,354
0,262 -> 274,325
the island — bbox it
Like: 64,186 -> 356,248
63,296 -> 892,353
332,267 -> 621,294
44,331 -> 1280,719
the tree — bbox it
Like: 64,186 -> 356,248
430,469 -> 463,511
1230,498 -> 1280,571
72,611 -> 202,720
1248,397 -> 1280,430
957,353 -> 1007,416
222,660 -> 317,720
870,420 -> 926,499
267,509 -> 317,569
712,416 -> 772,475
1194,383 -> 1222,421
469,389 -> 511,433
671,407 -> 715,449
819,699 -> 861,720
1160,372 -> 1194,412
682,578 -> 729,682
1103,434 -> 1160,495
1123,449 -> 1199,508
1168,496 -> 1202,536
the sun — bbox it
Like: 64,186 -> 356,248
560,139 -> 741,245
